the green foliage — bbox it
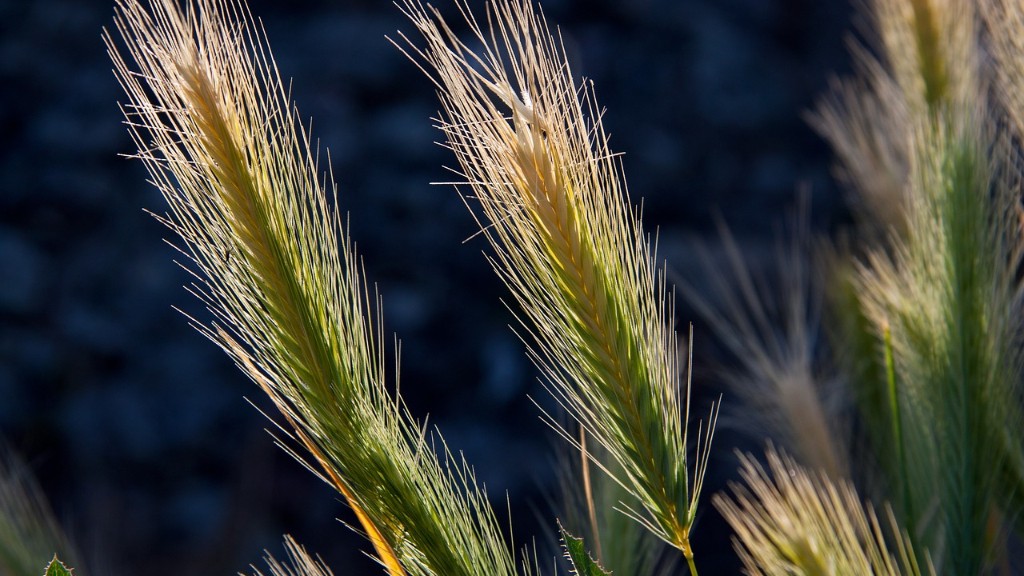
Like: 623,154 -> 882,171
809,0 -> 1024,570
855,113 -> 1024,571
742,0 -> 1024,572
559,526 -> 612,576
44,557 -> 73,576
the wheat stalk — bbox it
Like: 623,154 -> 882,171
105,1 -> 523,574
394,1 -> 717,570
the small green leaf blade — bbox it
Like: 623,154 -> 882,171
44,556 -> 72,576
560,525 -> 611,576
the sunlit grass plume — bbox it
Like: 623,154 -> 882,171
681,210 -> 848,481
811,0 -> 1024,571
716,446 -> 931,576
395,0 -> 717,572
105,1 -> 523,574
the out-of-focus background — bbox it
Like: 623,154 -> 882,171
0,0 -> 852,573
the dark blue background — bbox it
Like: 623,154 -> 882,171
0,0 -> 852,573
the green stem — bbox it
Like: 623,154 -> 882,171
883,321 -> 913,528
680,532 -> 698,576
686,554 -> 699,576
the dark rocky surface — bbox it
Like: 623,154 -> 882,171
0,0 -> 853,573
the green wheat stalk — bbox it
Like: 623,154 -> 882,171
856,109 -> 1024,573
105,1 -> 524,574
393,1 -> 717,571
808,0 -> 1024,570
716,445 -> 932,576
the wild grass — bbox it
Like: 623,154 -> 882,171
715,0 -> 1024,572
393,1 -> 717,569
105,0 -> 715,574
715,446 -> 932,576
816,0 -> 1024,572
853,111 -> 1024,571
105,1 -> 524,574
251,536 -> 335,576
681,209 -> 848,481
79,0 -> 1024,573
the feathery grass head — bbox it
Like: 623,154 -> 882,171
853,109 -> 1024,573
978,0 -> 1024,542
809,0 -> 1024,568
809,0 -> 977,238
682,211 -> 848,481
871,0 -> 976,116
251,536 -> 334,576
808,74 -> 911,237
106,1 -> 522,574
716,446 -> 932,576
394,0 -> 717,566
